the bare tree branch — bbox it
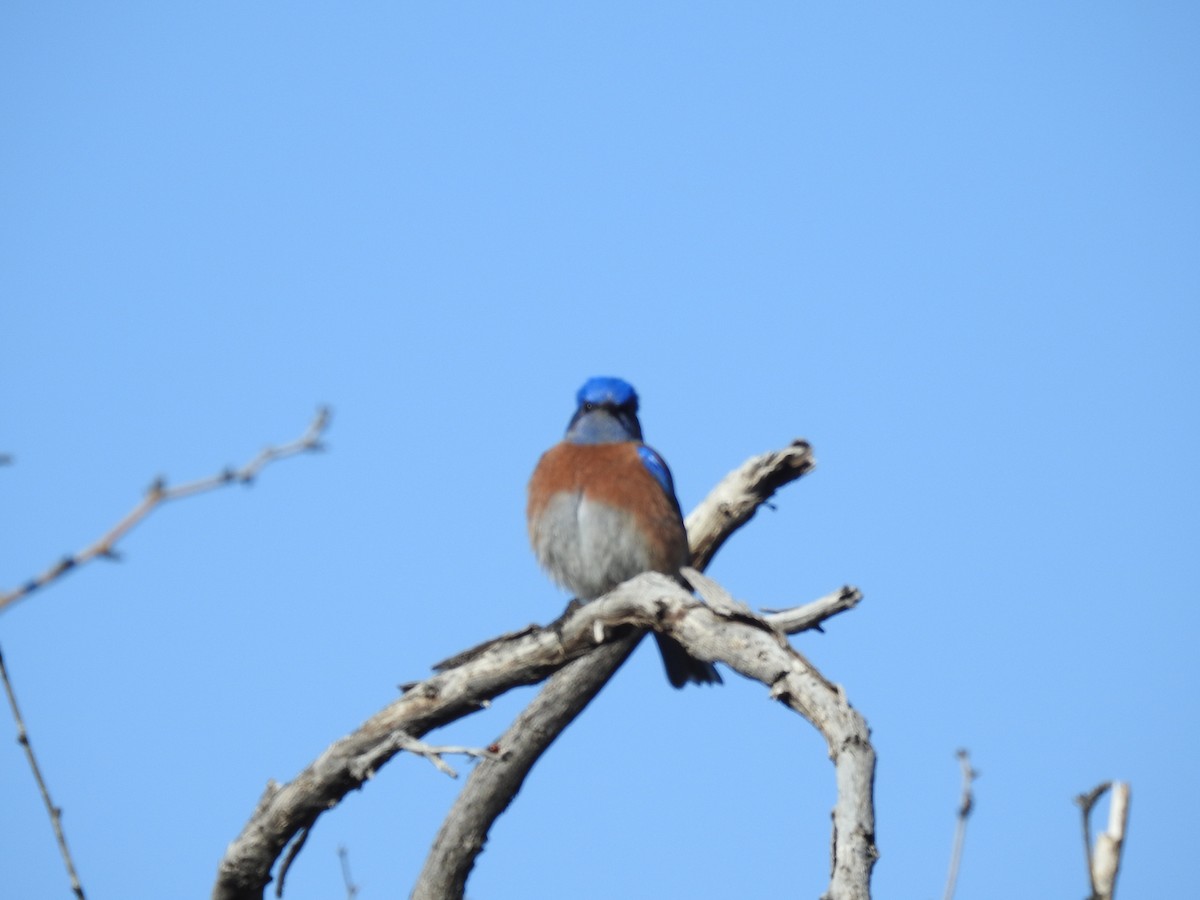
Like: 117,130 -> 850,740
3,408 -> 331,900
1077,781 -> 1131,900
762,584 -> 863,632
411,449 -> 838,900
942,749 -> 977,900
412,577 -> 864,900
274,825 -> 311,900
392,734 -> 502,779
412,635 -> 642,900
213,439 -> 877,900
0,643 -> 86,899
0,407 -> 331,615
1093,782 -> 1131,899
337,846 -> 359,900
684,439 -> 814,571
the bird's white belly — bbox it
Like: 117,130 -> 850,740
532,492 -> 653,600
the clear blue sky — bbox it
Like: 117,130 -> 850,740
3,4 -> 1197,898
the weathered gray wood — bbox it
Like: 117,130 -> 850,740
213,439 -> 877,900
684,439 -> 815,571
412,575 -> 872,900
1079,780 -> 1131,900
1093,782 -> 1131,899
411,634 -> 641,900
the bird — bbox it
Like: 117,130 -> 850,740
527,376 -> 722,688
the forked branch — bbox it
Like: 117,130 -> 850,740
213,440 -> 877,900
0,407 -> 331,616
3,409 -> 332,900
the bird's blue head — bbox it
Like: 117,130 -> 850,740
565,376 -> 643,444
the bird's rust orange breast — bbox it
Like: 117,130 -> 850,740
527,441 -> 687,569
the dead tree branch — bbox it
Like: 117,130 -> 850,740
1077,780 -> 1131,900
337,846 -> 359,900
412,573 -> 865,900
412,634 -> 642,900
0,644 -> 86,899
942,749 -> 977,900
3,408 -> 331,900
0,407 -> 331,616
684,439 -> 814,571
213,440 -> 876,900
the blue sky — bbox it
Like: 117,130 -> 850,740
3,4 -> 1197,898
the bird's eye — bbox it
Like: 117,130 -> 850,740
582,401 -> 596,412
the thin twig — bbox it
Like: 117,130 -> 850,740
337,846 -> 359,900
394,733 -> 501,779
943,749 -> 977,900
0,407 -> 331,615
275,825 -> 311,899
3,409 -> 331,900
0,643 -> 86,899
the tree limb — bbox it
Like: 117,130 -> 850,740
412,577 -> 866,900
213,439 -> 877,900
412,634 -> 642,900
0,407 -> 331,616
336,846 -> 359,900
2,408 -> 332,900
684,439 -> 814,572
412,445 -> 856,900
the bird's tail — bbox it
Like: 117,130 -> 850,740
654,633 -> 722,688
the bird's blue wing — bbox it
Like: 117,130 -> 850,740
636,445 -> 678,501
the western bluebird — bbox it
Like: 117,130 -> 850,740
527,376 -> 721,688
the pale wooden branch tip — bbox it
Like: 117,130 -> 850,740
684,439 -> 815,571
763,585 -> 863,634
1078,780 -> 1131,900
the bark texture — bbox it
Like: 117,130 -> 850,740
213,440 -> 877,900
